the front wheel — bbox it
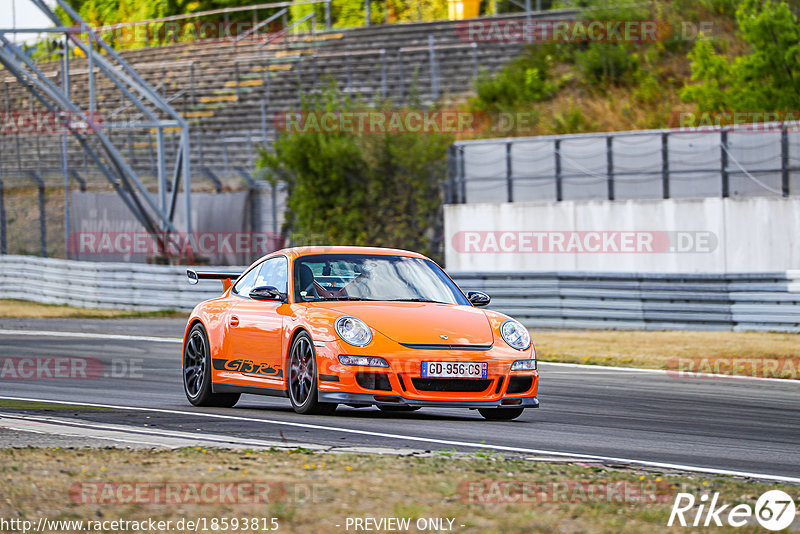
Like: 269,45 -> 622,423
183,323 -> 240,407
478,407 -> 525,421
288,331 -> 337,415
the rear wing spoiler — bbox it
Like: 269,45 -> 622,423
187,269 -> 240,291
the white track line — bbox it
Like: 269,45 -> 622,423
0,416 -> 193,448
539,362 -> 800,384
1,395 -> 798,485
0,413 -> 329,451
1,329 -> 797,384
541,362 -> 664,374
0,329 -> 181,344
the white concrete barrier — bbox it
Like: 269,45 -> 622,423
444,197 -> 800,273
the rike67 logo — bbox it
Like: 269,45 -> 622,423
668,490 -> 796,531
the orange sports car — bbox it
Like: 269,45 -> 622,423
183,246 -> 539,420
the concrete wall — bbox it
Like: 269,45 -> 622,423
444,197 -> 800,272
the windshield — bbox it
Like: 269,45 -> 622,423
293,254 -> 470,305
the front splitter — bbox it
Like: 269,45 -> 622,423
318,391 -> 539,409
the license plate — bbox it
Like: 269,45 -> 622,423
420,361 -> 488,378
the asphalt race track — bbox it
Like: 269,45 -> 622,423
1,318 -> 798,483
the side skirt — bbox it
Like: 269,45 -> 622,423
214,383 -> 288,398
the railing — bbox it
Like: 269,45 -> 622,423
84,0 -> 332,49
234,8 -> 290,43
1,255 -> 799,332
22,0 -> 583,53
258,11 -> 317,48
447,122 -> 800,204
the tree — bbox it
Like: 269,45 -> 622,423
256,87 -> 452,261
681,0 -> 800,111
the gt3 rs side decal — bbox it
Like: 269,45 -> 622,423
212,358 -> 283,378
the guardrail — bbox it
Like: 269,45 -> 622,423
451,272 -> 800,332
0,256 -> 245,311
1,256 -> 798,332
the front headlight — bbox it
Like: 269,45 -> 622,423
500,320 -> 531,350
511,359 -> 537,371
335,316 -> 372,347
339,355 -> 389,367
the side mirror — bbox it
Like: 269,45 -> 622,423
468,291 -> 491,307
250,285 -> 286,302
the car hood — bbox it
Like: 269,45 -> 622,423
323,302 -> 493,346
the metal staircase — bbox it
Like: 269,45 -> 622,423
0,0 -> 193,259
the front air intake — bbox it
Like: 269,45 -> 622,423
356,372 -> 392,391
506,376 -> 533,394
411,378 -> 492,393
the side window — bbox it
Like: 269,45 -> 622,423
232,263 -> 262,296
255,256 -> 288,294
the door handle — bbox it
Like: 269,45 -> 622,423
229,315 -> 239,327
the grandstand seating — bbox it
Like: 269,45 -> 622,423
0,11 -> 575,184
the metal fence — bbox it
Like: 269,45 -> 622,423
0,171 -> 287,261
2,255 -> 799,332
447,124 -> 800,204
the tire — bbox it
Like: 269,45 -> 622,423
183,323 -> 240,408
377,405 -> 421,412
478,407 -> 525,421
288,331 -> 337,415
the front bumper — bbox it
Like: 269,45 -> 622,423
314,337 -> 539,407
318,391 -> 540,409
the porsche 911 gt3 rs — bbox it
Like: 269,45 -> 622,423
183,246 -> 539,420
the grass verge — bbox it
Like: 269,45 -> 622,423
0,299 -> 187,319
533,330 -> 800,379
0,447 -> 789,533
0,399 -> 109,410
